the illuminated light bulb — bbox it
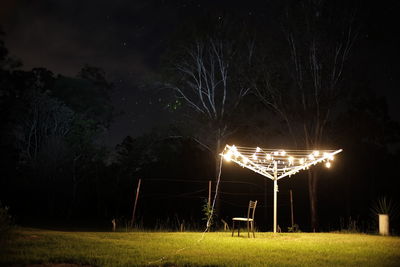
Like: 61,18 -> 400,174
224,151 -> 232,162
242,157 -> 248,164
266,154 -> 272,160
325,162 -> 331,168
308,154 -> 315,160
280,150 -> 286,156
323,152 -> 334,161
252,153 -> 257,160
288,156 -> 294,165
299,158 -> 305,165
313,150 -> 320,157
274,151 -> 279,156
229,145 -> 239,158
256,147 -> 261,152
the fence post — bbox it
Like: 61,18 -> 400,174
130,178 -> 141,228
290,189 -> 294,228
208,180 -> 212,208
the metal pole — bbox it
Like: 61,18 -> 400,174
290,189 -> 294,228
130,178 -> 141,228
273,161 -> 278,233
264,178 -> 268,230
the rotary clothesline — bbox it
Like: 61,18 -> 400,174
221,144 -> 343,233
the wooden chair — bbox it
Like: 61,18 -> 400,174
232,200 -> 257,238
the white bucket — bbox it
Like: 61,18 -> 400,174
378,214 -> 389,236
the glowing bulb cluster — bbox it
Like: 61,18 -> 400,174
223,150 -> 232,161
222,145 -> 338,171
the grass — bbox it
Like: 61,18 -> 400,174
1,228 -> 400,266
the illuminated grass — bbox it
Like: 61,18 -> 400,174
1,228 -> 400,266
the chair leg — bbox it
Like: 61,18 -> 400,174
232,221 -> 235,237
252,222 -> 255,238
247,221 -> 250,238
238,223 -> 240,236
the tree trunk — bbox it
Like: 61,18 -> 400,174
214,137 -> 222,217
264,178 -> 268,231
308,169 -> 319,232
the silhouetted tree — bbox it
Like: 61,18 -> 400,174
163,33 -> 255,213
253,0 -> 357,230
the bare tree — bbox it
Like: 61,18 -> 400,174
253,1 -> 357,231
165,37 -> 253,211
16,92 -> 74,164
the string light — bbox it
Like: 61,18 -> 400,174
221,144 -> 342,179
223,151 -> 232,161
221,144 -> 343,235
325,162 -> 331,168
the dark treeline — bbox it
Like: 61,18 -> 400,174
1,0 -> 400,232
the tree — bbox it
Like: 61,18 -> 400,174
7,63 -> 114,218
55,65 -> 114,218
253,1 -> 357,231
15,91 -> 74,164
164,35 -> 253,212
53,65 -> 114,129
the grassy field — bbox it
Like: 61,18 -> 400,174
1,228 -> 400,266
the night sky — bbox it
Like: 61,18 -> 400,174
1,0 -> 399,146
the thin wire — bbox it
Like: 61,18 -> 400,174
147,156 -> 224,265
204,155 -> 223,232
142,188 -> 206,198
234,145 -> 336,152
220,199 -> 288,208
144,178 -> 208,183
141,178 -> 263,188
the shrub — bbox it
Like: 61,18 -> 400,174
371,196 -> 399,218
288,224 -> 301,232
202,199 -> 215,230
0,202 -> 13,241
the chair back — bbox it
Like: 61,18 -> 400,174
247,200 -> 257,220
